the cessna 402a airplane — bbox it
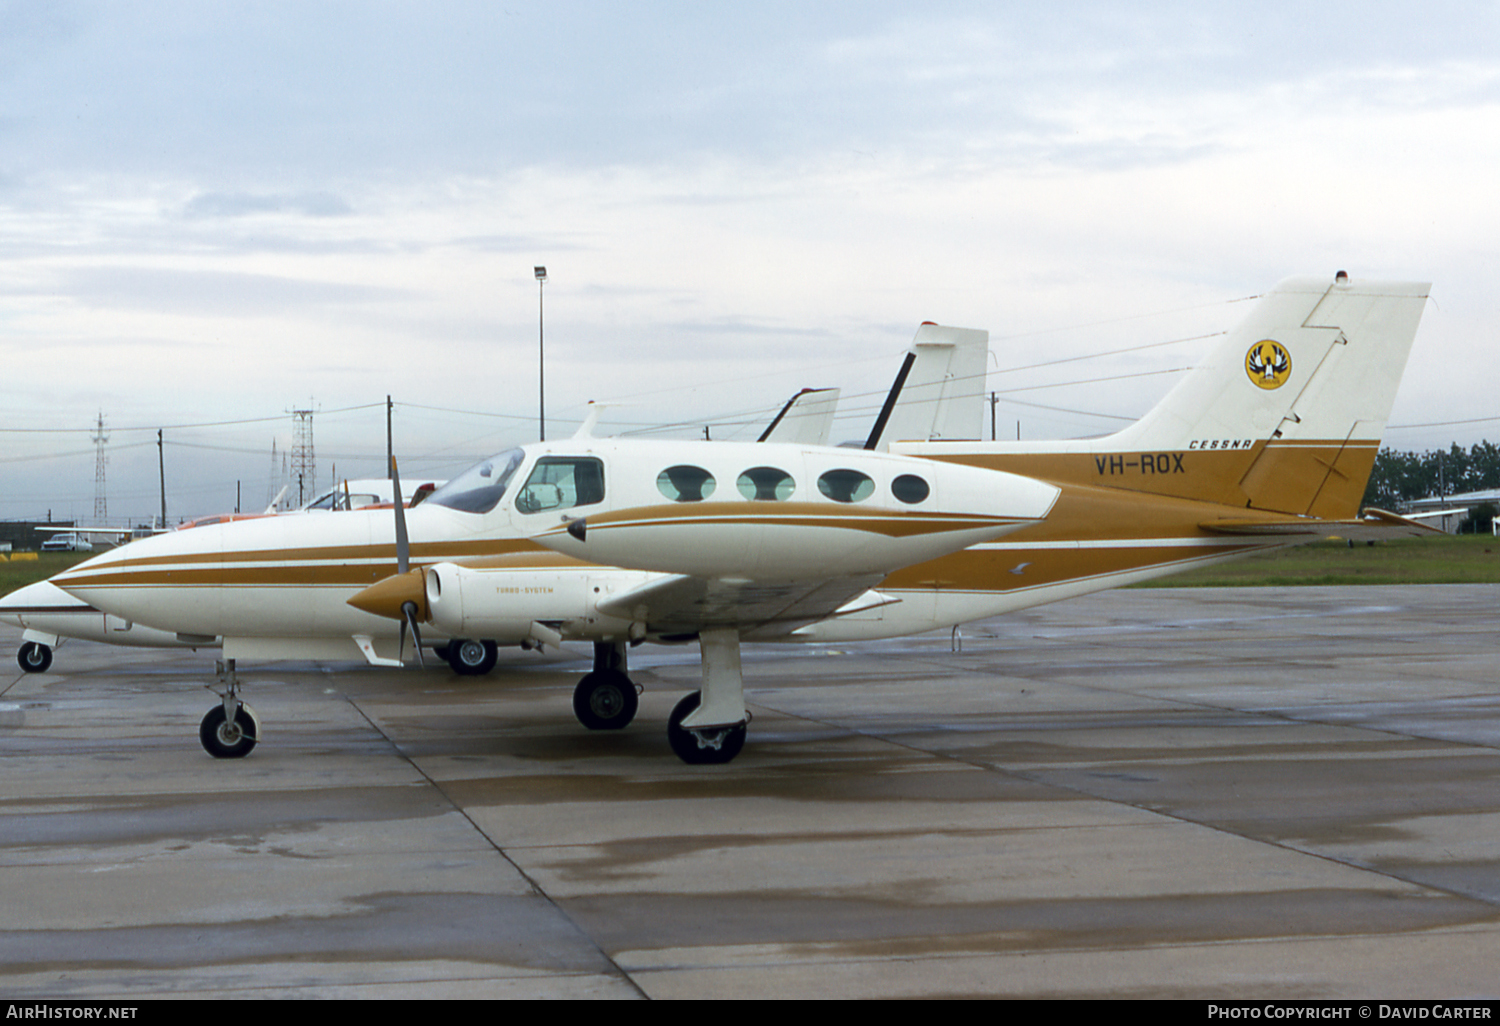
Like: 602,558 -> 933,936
48,273 -> 1432,765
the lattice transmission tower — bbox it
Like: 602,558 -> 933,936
290,405 -> 316,507
91,411 -> 109,524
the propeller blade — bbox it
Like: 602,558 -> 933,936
390,455 -> 409,576
389,455 -> 423,668
402,601 -> 426,668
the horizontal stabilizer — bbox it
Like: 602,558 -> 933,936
1199,508 -> 1442,541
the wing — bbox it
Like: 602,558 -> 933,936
596,572 -> 892,640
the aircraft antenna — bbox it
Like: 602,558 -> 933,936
90,411 -> 109,525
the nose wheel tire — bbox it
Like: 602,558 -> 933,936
17,642 -> 52,674
199,704 -> 260,759
667,691 -> 747,765
573,670 -> 639,730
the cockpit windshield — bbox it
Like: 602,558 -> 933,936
424,448 -> 526,514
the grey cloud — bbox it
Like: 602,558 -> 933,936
668,318 -> 838,339
56,266 -> 406,316
182,192 -> 355,219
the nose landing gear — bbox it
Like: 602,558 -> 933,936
199,659 -> 259,759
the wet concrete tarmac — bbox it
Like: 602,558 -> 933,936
2,585 -> 1498,998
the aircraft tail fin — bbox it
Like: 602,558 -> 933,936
1103,273 -> 1429,517
865,323 -> 988,451
760,388 -> 841,446
895,274 -> 1430,521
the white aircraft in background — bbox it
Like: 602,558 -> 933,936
43,273 -> 1433,764
2,478 -> 438,673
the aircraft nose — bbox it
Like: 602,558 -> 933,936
348,568 -> 427,621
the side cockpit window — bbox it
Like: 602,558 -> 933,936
516,456 -> 606,514
426,448 -> 525,514
657,465 -> 717,502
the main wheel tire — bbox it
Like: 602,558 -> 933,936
667,691 -> 747,765
199,704 -> 259,759
17,642 -> 52,674
447,638 -> 497,676
573,670 -> 639,730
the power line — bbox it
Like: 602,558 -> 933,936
1388,416 -> 1500,430
0,402 -> 384,435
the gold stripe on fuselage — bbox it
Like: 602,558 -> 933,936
533,502 -> 1029,540
881,472 -> 1303,594
51,539 -> 552,591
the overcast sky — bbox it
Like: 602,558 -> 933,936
2,1 -> 1497,523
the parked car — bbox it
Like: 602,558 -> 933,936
39,533 -> 93,552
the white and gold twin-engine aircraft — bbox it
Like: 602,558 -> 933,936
48,273 -> 1433,765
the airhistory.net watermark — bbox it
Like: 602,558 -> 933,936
5,1008 -> 138,1020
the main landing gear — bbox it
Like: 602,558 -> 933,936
446,638 -> 498,676
17,641 -> 52,674
572,632 -> 751,763
666,628 -> 750,765
573,641 -> 640,730
667,691 -> 747,765
199,659 -> 260,759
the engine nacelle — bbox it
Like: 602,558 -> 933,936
423,561 -> 640,642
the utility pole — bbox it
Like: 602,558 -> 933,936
535,266 -> 547,441
157,429 -> 167,528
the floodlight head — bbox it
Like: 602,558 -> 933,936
535,266 -> 547,281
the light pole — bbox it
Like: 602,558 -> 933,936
535,265 -> 547,441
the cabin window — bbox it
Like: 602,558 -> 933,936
736,466 -> 795,501
516,456 -> 606,514
816,469 -> 875,504
657,465 -> 717,502
891,474 -> 930,504
426,448 -> 525,514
